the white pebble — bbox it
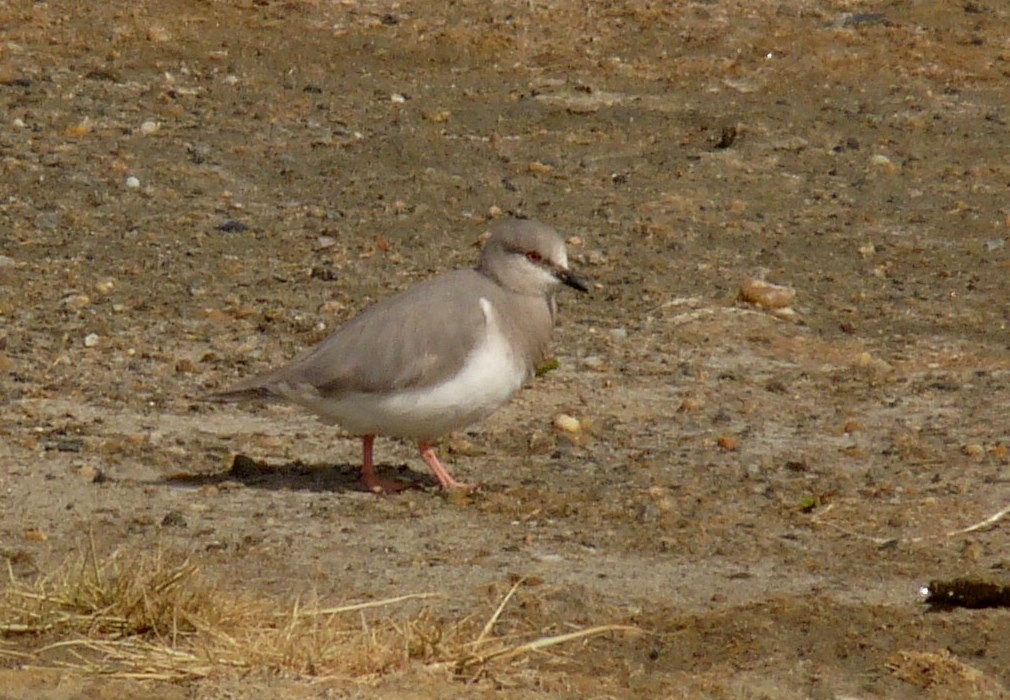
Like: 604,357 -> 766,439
12,118 -> 25,129
553,413 -> 581,434
139,120 -> 160,135
390,93 -> 406,103
126,176 -> 141,188
83,333 -> 100,348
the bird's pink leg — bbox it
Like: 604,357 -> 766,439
419,442 -> 473,491
359,434 -> 413,494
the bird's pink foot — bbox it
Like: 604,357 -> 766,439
419,442 -> 476,492
359,434 -> 417,494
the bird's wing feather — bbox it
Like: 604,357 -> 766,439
272,270 -> 493,396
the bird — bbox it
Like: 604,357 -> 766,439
210,218 -> 588,493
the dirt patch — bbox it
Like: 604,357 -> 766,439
3,0 -> 1010,697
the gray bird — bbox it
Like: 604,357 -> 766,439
211,218 -> 588,492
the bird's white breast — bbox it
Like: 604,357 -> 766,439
279,297 -> 528,440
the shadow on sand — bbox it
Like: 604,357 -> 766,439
162,454 -> 438,493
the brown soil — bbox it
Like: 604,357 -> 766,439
2,0 -> 1010,697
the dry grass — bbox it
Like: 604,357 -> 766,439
1,542 -> 637,684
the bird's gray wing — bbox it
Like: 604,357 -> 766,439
278,269 -> 493,396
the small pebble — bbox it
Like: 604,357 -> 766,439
963,444 -> 985,459
390,93 -> 406,103
738,278 -> 796,309
717,435 -> 739,451
317,235 -> 337,249
12,117 -> 25,129
553,413 -> 581,434
424,109 -> 451,123
139,120 -> 160,135
83,333 -> 100,348
62,294 -> 91,309
161,511 -> 188,528
94,279 -> 115,295
125,176 -> 141,188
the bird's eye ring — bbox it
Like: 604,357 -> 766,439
525,251 -> 542,263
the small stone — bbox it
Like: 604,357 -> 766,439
717,435 -> 739,451
62,293 -> 91,309
528,161 -> 553,174
147,25 -> 171,42
161,511 -> 188,528
78,465 -> 106,483
487,205 -> 503,218
424,109 -> 451,123
125,176 -> 141,188
83,333 -> 100,348
963,444 -> 985,459
23,528 -> 48,542
94,279 -> 115,295
678,398 -> 703,412
738,278 -> 796,309
553,413 -> 581,434
870,154 -> 898,173
139,120 -> 160,135
65,118 -> 92,137
446,435 -> 480,456
12,117 -> 25,129
843,419 -> 865,434
390,93 -> 406,103
316,235 -> 337,249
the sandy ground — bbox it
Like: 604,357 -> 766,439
2,0 -> 1010,697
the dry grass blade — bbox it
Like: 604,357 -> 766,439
457,624 -> 641,670
473,576 -> 525,647
292,592 -> 442,618
813,500 -> 1010,545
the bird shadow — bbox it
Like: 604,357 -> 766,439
162,454 -> 438,493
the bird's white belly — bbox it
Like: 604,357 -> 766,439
280,298 -> 528,440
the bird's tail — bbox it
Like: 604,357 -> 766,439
205,376 -> 279,403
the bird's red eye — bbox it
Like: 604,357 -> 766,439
525,251 -> 542,263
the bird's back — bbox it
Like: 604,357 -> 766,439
214,268 -> 556,402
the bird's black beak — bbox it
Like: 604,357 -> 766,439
556,268 -> 589,293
